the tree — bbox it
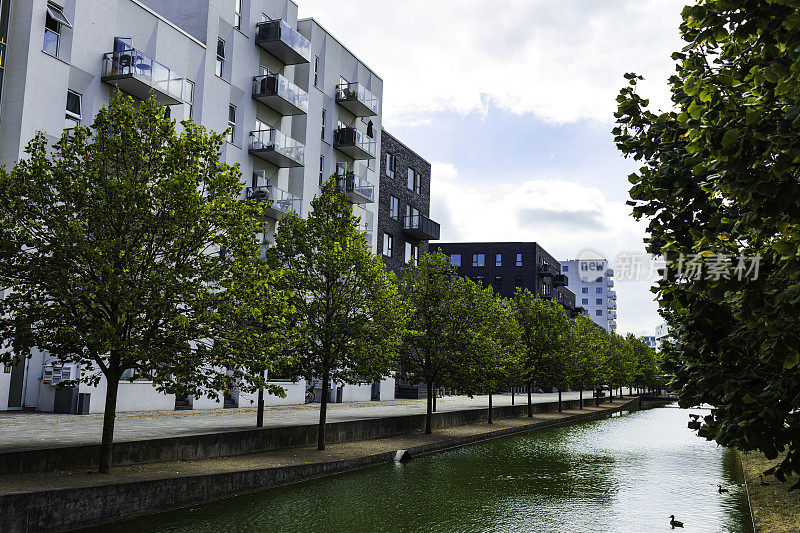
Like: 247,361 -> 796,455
268,180 -> 409,450
453,282 -> 521,424
510,289 -> 572,416
397,251 -> 466,434
572,314 -> 603,408
0,92 -> 269,473
614,0 -> 800,485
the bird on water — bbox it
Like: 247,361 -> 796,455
718,484 -> 729,494
669,515 -> 684,529
759,474 -> 770,486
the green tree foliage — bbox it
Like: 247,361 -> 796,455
572,314 -> 604,408
614,0 -> 800,484
0,92 -> 272,473
398,252 -> 465,434
510,289 -> 571,415
268,180 -> 409,449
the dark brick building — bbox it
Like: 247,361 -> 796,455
377,129 -> 439,274
435,242 -> 580,317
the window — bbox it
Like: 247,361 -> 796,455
495,253 -> 502,267
233,0 -> 242,29
582,298 -> 588,305
475,276 -> 484,285
313,56 -> 320,87
562,265 -> 569,272
472,253 -> 485,267
582,287 -> 588,294
541,283 -> 548,295
596,287 -> 602,294
405,204 -> 418,223
389,196 -> 399,220
596,276 -> 604,283
515,275 -> 523,288
596,309 -> 603,316
451,254 -> 461,267
65,90 -> 81,129
319,155 -> 325,186
321,108 -> 326,140
516,253 -> 522,267
44,3 -> 71,57
596,298 -> 603,305
227,104 -> 236,144
216,38 -> 225,77
407,168 -> 421,194
383,233 -> 393,258
182,79 -> 195,120
493,276 -> 502,291
386,153 -> 396,178
405,242 -> 418,265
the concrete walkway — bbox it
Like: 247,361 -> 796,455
0,391 -> 602,452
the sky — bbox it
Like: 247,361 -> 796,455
297,0 -> 687,336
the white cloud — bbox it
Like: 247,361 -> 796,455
429,164 -> 661,335
298,0 -> 684,125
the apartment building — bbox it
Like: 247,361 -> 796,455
560,259 -> 617,332
377,129 -> 438,274
0,0 -> 387,412
435,242 -> 579,316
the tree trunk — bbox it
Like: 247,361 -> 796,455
318,371 -> 330,450
579,388 -> 583,409
527,382 -> 532,417
256,388 -> 264,428
609,387 -> 613,402
99,375 -> 120,473
425,381 -> 433,434
595,388 -> 600,407
488,393 -> 493,425
432,382 -> 437,413
511,386 -> 515,405
558,388 -> 562,412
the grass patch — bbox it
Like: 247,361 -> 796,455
739,451 -> 800,532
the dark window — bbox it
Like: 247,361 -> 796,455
216,38 -> 225,77
582,298 -> 588,305
596,298 -> 603,305
515,275 -> 523,288
233,0 -> 242,29
389,196 -> 399,220
407,168 -> 421,194
313,56 -> 320,87
596,287 -> 602,294
226,104 -> 236,144
582,287 -> 589,294
451,254 -> 461,267
475,276 -> 484,285
516,253 -> 522,267
383,233 -> 393,258
405,242 -> 418,265
493,276 -> 502,291
65,90 -> 81,129
319,155 -> 324,186
495,253 -> 502,267
472,253 -> 485,267
386,153 -> 396,178
44,3 -> 71,57
562,265 -> 568,272
596,309 -> 603,316
321,109 -> 326,140
597,276 -> 604,283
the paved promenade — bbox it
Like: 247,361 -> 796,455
0,391 -> 599,452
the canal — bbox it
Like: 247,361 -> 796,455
94,403 -> 753,532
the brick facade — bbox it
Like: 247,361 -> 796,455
377,130 -> 433,274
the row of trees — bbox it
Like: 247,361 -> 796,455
0,93 -> 661,474
614,0 -> 800,486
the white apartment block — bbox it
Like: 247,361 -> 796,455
560,259 -> 617,332
0,0 -> 391,412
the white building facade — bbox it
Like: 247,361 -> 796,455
0,0 -> 388,412
560,259 -> 617,332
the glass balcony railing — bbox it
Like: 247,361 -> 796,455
255,19 -> 311,65
101,49 -> 186,105
249,128 -> 305,167
246,184 -> 301,218
334,164 -> 374,204
403,213 -> 440,241
538,263 -> 558,277
335,82 -> 379,117
333,127 -> 377,160
252,73 -> 308,115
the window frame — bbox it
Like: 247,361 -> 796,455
313,55 -> 320,87
389,195 -> 399,220
321,108 -> 326,140
383,233 -> 393,258
495,253 -> 502,267
386,153 -> 396,178
451,254 -> 461,267
216,38 -> 226,78
65,90 -> 81,129
472,253 -> 485,267
319,155 -> 325,186
226,104 -> 236,144
516,253 -> 522,267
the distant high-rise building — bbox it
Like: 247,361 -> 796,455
560,259 -> 616,331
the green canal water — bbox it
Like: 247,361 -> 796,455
97,404 -> 753,532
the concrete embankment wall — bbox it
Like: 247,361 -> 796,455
0,396 -> 627,475
0,398 -> 641,533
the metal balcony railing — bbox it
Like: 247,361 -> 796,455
335,82 -> 379,117
403,214 -> 440,241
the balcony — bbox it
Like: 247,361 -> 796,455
335,83 -> 378,117
403,214 -> 440,241
246,184 -> 301,220
553,274 -> 568,287
538,263 -> 558,277
252,73 -> 308,115
607,278 -> 614,288
334,165 -> 374,204
249,128 -> 305,167
101,49 -> 187,105
358,222 -> 373,247
334,127 -> 376,160
255,19 -> 311,65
